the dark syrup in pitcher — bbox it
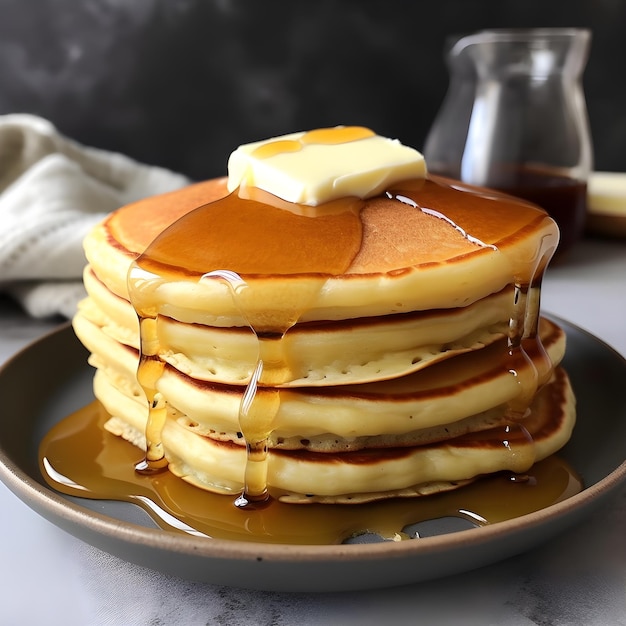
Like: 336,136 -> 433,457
491,168 -> 587,259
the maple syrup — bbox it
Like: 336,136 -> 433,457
39,401 -> 583,545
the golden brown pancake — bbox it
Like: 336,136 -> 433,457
86,176 -> 557,324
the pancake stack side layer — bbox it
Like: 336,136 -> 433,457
72,127 -> 576,504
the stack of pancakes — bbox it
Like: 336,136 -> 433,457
73,156 -> 575,504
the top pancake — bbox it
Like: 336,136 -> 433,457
84,174 -> 558,326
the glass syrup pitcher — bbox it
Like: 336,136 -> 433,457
424,28 -> 593,258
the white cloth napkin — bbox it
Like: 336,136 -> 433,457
0,114 -> 190,318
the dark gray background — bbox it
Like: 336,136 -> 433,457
1,0 -> 624,181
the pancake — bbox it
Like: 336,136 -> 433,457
74,309 -> 565,447
72,126 -> 573,505
78,264 -> 514,386
85,175 -> 557,324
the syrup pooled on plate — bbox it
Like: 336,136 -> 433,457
39,400 -> 582,544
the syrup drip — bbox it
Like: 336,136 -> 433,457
199,270 -> 281,505
388,179 -> 558,465
39,401 -> 583,545
134,322 -> 167,474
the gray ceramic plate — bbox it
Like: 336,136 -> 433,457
0,317 -> 625,592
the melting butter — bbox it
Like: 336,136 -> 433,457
227,126 -> 427,205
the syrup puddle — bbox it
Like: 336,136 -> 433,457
39,401 -> 583,545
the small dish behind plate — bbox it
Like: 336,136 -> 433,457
587,171 -> 626,238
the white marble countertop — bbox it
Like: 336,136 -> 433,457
0,237 -> 625,626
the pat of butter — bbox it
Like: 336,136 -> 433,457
227,126 -> 426,205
